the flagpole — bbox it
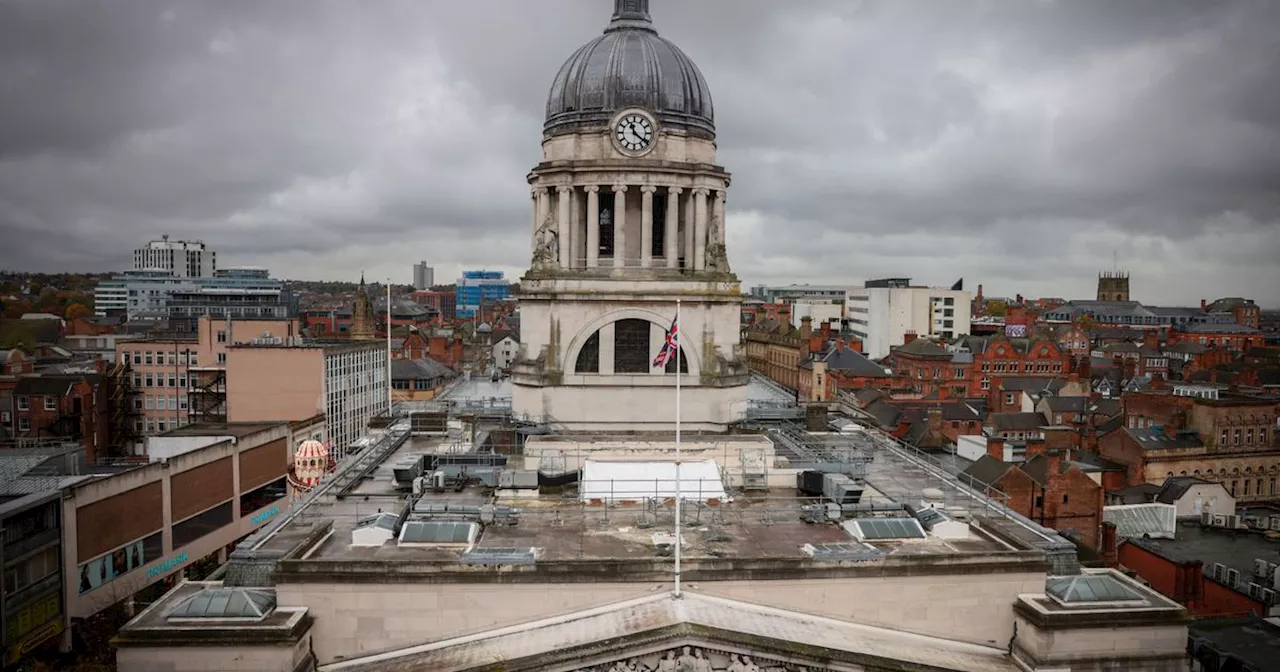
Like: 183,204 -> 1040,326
674,298 -> 682,598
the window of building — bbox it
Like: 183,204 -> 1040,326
1234,429 -> 1242,445
217,353 -> 226,364
172,500 -> 233,549
157,420 -> 166,433
1220,429 -> 1229,445
18,418 -> 29,432
43,396 -> 56,411
1005,392 -> 1016,405
144,373 -> 153,387
663,345 -> 689,374
132,352 -> 142,365
0,411 -> 8,423
1062,494 -> 1069,504
144,351 -> 153,365
4,546 -> 60,598
145,418 -> 153,433
216,330 -> 227,343
190,353 -> 198,366
168,374 -> 177,388
145,396 -> 154,410
981,377 -> 990,390
179,374 -> 187,388
240,477 -> 287,518
16,397 -> 28,411
613,320 -> 651,374
943,298 -> 954,306
578,331 -> 602,373
1261,428 -> 1269,445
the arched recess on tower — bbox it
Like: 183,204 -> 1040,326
564,308 -> 700,377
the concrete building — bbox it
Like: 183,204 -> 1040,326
455,270 -> 509,319
846,278 -> 971,359
93,267 -> 292,323
116,316 -> 303,440
133,235 -> 216,278
412,262 -> 434,291
225,340 -> 388,460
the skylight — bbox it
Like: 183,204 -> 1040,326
846,517 -> 926,541
167,588 -> 276,621
398,521 -> 478,545
1046,575 -> 1147,606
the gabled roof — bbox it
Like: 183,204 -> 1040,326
1000,377 -> 1066,394
1125,427 -> 1203,450
1154,476 -> 1218,505
12,376 -> 80,396
816,347 -> 889,377
1179,322 -> 1261,334
959,455 -> 1016,488
1044,396 -> 1089,414
892,338 -> 951,358
989,412 -> 1048,432
1108,483 -> 1161,505
390,358 -> 456,381
864,400 -> 902,428
941,402 -> 983,422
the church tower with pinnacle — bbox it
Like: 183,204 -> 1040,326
512,0 -> 749,432
350,273 -> 375,341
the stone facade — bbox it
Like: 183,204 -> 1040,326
511,6 -> 748,432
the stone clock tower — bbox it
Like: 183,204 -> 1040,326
512,0 -> 749,432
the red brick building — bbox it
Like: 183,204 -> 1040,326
8,374 -> 111,460
1117,537 -> 1270,618
961,429 -> 1105,548
1168,323 -> 1266,353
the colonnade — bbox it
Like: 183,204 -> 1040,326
531,183 -> 726,271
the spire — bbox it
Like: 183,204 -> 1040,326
359,271 -> 366,288
606,0 -> 654,33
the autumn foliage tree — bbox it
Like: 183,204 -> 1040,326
65,303 -> 92,320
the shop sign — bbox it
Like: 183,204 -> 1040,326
250,505 -> 281,526
4,618 -> 63,665
145,551 -> 189,581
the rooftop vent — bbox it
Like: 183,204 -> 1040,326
351,512 -> 400,547
167,587 -> 276,621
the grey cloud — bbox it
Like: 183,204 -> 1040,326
0,0 -> 1277,304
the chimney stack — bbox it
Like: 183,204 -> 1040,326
800,316 -> 813,340
836,339 -> 845,353
1100,521 -> 1118,564
987,436 -> 1006,461
1200,299 -> 1207,312
903,331 -> 918,345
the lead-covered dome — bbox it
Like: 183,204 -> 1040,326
544,0 -> 715,140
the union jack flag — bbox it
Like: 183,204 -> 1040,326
652,314 -> 679,369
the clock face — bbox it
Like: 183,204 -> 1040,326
615,113 -> 654,152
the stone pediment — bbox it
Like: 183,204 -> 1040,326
320,592 -> 1017,672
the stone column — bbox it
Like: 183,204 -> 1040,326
640,185 -> 656,268
683,190 -> 695,269
557,186 -> 571,268
612,184 -> 628,268
530,188 -> 540,237
714,190 -> 727,247
535,187 -> 550,257
586,186 -> 600,268
665,187 -> 681,269
693,188 -> 709,271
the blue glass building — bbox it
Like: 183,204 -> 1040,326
455,270 -> 510,318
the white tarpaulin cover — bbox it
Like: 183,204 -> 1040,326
580,460 -> 728,503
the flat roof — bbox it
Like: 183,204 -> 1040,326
1123,519 -> 1280,584
157,421 -> 285,439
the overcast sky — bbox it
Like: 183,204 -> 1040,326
1,0 -> 1278,305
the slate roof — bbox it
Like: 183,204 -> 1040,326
1044,396 -> 1089,414
1179,322 -> 1261,334
853,388 -> 883,405
864,400 -> 902,429
892,338 -> 951,358
490,328 -> 519,344
813,346 -> 889,377
12,376 -> 79,396
1125,427 -> 1204,450
1108,483 -> 1161,505
390,358 -> 456,381
959,455 -> 1016,488
1098,342 -> 1140,354
1000,377 -> 1067,394
941,402 -> 984,422
989,412 -> 1048,432
1154,476 -> 1218,505
1088,398 -> 1123,417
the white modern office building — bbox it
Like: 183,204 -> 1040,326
133,236 -> 217,278
846,278 -> 972,359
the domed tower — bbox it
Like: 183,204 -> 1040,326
513,0 -> 748,432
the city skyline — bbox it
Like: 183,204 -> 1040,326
0,0 -> 1277,304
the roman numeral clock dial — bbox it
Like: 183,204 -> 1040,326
615,113 -> 654,153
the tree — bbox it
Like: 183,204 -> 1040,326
986,301 -> 1007,317
65,303 -> 92,320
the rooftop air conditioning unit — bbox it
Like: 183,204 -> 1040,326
1248,583 -> 1264,600
1226,568 -> 1240,587
1256,559 -> 1271,578
1212,563 -> 1227,582
1226,514 -> 1240,529
1211,514 -> 1228,527
1270,516 -> 1280,532
1201,511 -> 1212,526
1264,589 -> 1277,606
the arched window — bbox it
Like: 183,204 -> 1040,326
576,332 -> 600,374
664,346 -> 688,374
614,319 -> 651,373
